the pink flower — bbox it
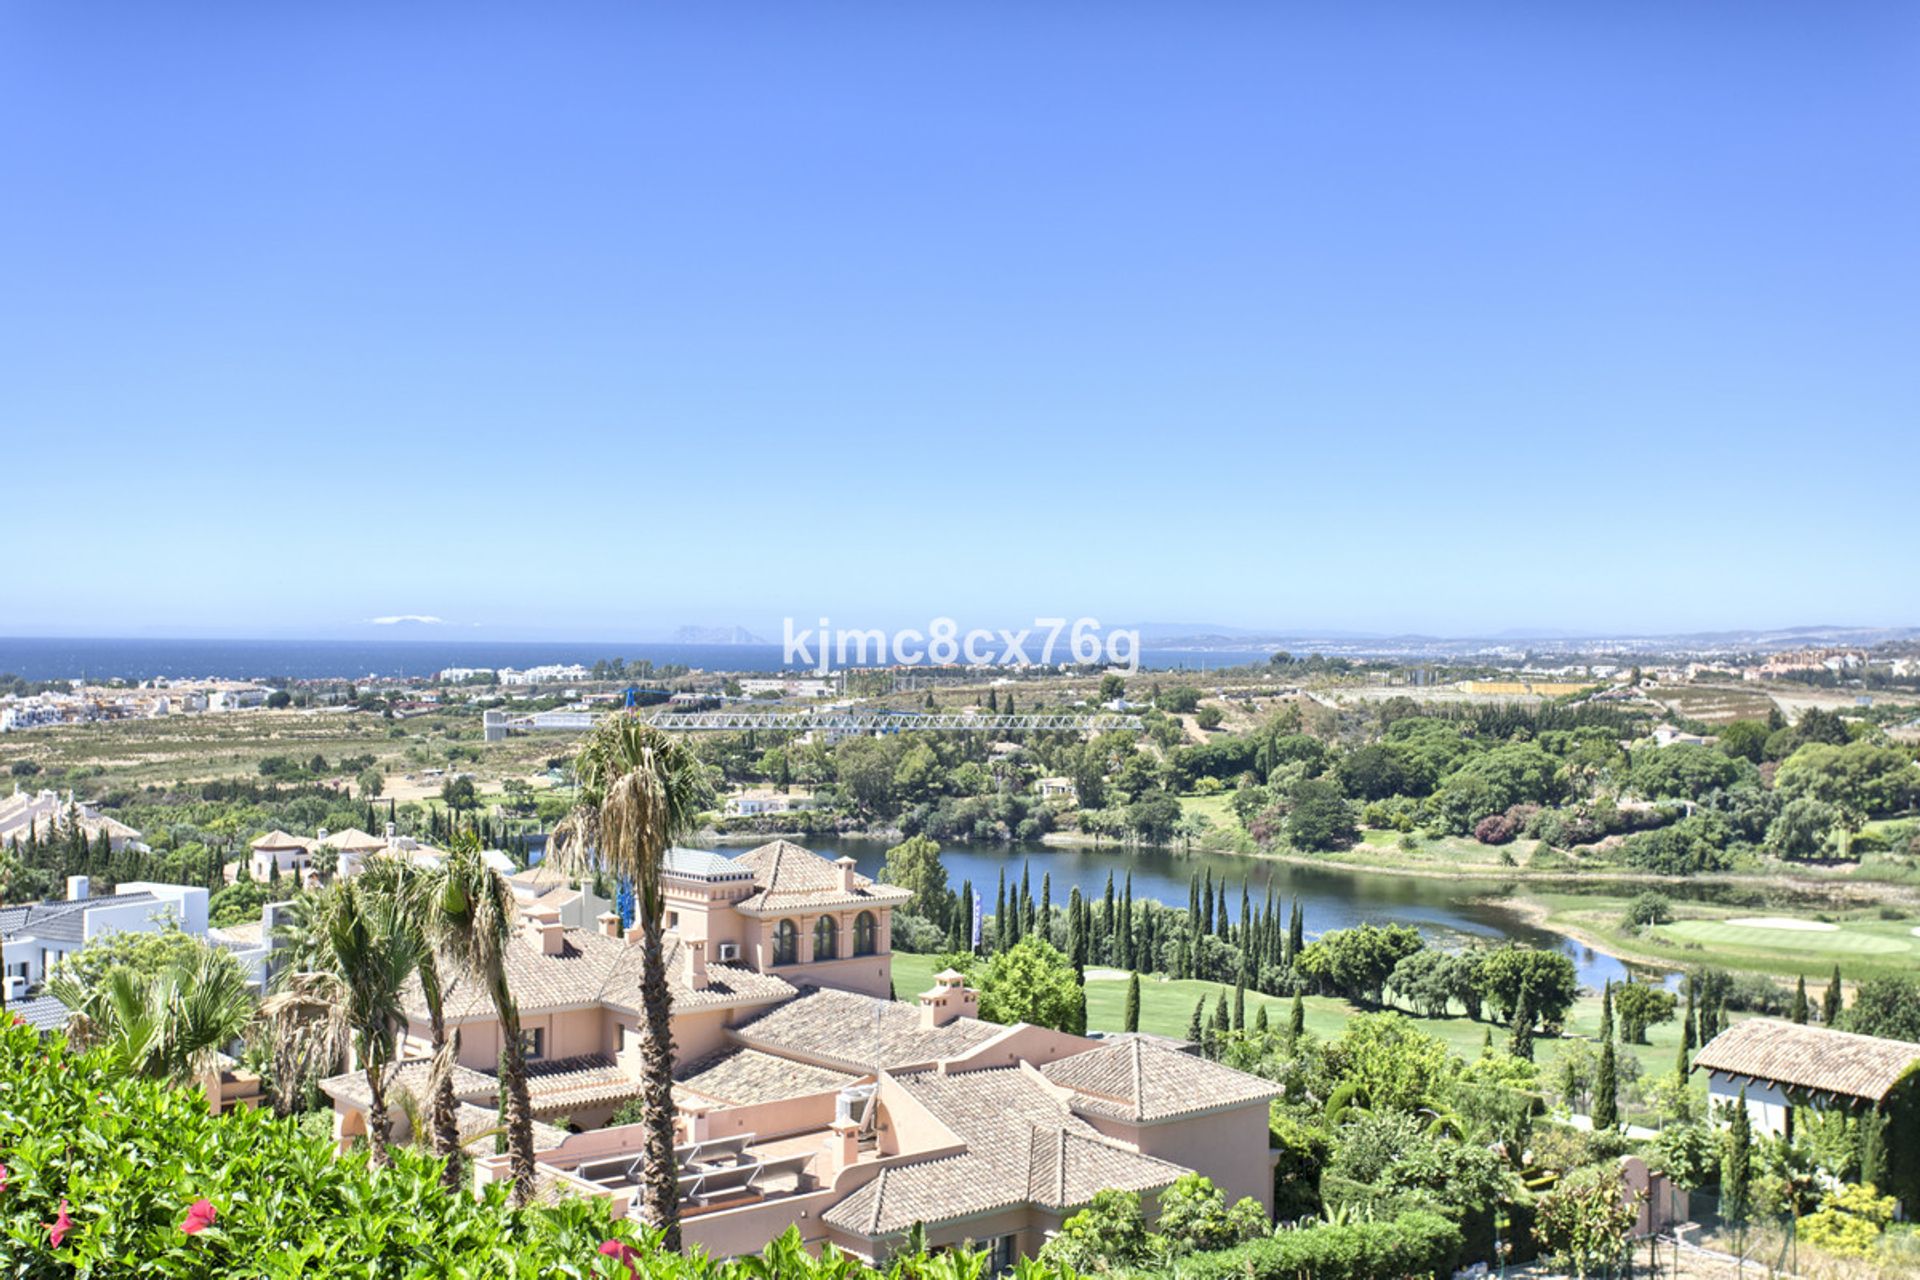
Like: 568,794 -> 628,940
180,1198 -> 217,1235
0,1163 -> 8,1193
599,1239 -> 642,1274
47,1200 -> 74,1247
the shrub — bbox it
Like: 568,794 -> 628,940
1800,1182 -> 1898,1258
1622,890 -> 1673,929
1131,1210 -> 1461,1280
0,1023 -> 1000,1278
1473,814 -> 1518,845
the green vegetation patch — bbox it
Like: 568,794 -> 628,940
1655,918 -> 1915,958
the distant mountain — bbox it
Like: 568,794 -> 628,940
670,625 -> 767,645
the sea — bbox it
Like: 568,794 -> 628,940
0,637 -> 1277,683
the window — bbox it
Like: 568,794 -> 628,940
772,918 -> 799,966
813,915 -> 838,961
520,1028 -> 545,1061
853,911 -> 877,956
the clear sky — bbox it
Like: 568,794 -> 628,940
4,3 -> 1915,640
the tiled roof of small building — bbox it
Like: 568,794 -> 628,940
675,1046 -> 860,1106
320,1058 -> 502,1110
822,1067 -> 1182,1237
1040,1035 -> 1280,1122
730,986 -> 1000,1074
453,1101 -> 572,1152
663,846 -> 757,882
250,829 -> 311,850
1,893 -> 160,945
730,841 -> 911,914
405,927 -> 795,1022
522,1055 -> 643,1113
1693,1018 -> 1920,1104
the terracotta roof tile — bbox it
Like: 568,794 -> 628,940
822,1067 -> 1182,1236
676,1047 -> 860,1106
1040,1035 -> 1280,1122
1694,1018 -> 1920,1103
731,840 -> 911,915
731,987 -> 1000,1073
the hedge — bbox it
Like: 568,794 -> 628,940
1131,1210 -> 1461,1280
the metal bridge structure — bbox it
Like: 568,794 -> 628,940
483,707 -> 1142,741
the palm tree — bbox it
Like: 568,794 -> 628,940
437,842 -> 535,1205
550,716 -> 712,1247
261,881 -> 416,1166
49,946 -> 256,1089
357,853 -> 464,1190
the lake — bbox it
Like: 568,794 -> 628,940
787,835 -> 1662,990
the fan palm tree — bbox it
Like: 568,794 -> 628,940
437,841 -> 535,1205
549,716 -> 712,1247
261,880 -> 417,1166
357,852 -> 464,1190
48,945 -> 256,1089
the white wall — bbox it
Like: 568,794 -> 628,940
1708,1073 -> 1792,1137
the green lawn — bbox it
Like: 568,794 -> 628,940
888,951 -> 1694,1087
1655,918 -> 1918,959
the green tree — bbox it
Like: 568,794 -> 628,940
1476,945 -> 1579,1029
1613,982 -> 1677,1045
1284,776 -> 1359,852
1592,1039 -> 1619,1130
1038,1188 -> 1153,1272
550,718 -> 711,1239
1790,976 -> 1809,1024
1509,987 -> 1535,1062
1295,923 -> 1424,1005
974,937 -> 1084,1031
878,834 -> 951,925
50,945 -> 255,1091
1824,965 -> 1843,1025
1123,971 -> 1141,1033
1840,975 -> 1920,1042
1723,1091 -> 1753,1231
1534,1163 -> 1637,1279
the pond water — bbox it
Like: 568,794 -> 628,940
785,836 -> 1667,991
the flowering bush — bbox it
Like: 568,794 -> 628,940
0,1021 -> 1028,1279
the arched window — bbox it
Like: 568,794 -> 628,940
813,915 -> 838,961
853,911 -> 877,957
773,919 -> 799,966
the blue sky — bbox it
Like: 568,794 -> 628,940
4,3 -> 1915,640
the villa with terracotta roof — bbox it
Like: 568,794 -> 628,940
322,839 -> 1283,1264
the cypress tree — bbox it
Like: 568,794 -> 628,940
1682,978 -> 1697,1051
1120,873 -> 1134,971
1724,1091 -> 1753,1229
1600,981 -> 1614,1042
994,869 -> 1007,952
1124,972 -> 1141,1033
1790,976 -> 1809,1024
1254,1004 -> 1269,1035
1212,989 -> 1229,1035
1859,1107 -> 1887,1190
1188,871 -> 1201,931
1823,966 -> 1843,1025
1288,991 -> 1305,1043
1509,988 -> 1535,1062
1187,996 -> 1206,1044
1288,899 -> 1305,964
1039,872 -> 1051,945
1101,871 -> 1116,962
1201,869 -> 1214,936
1066,887 -> 1084,974
1173,934 -> 1189,983
1593,1039 -> 1619,1130
1673,1034 -> 1690,1093
1020,863 -> 1034,935
1215,883 -> 1229,939
959,879 -> 974,949
1482,1026 -> 1494,1054
1238,881 -> 1250,947
1233,967 -> 1246,1031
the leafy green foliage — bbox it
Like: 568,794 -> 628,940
1128,1210 -> 1461,1280
0,1022 -> 1013,1278
973,937 -> 1084,1031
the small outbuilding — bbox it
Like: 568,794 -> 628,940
1693,1017 -> 1920,1138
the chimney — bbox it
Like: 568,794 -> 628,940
66,874 -> 89,902
384,821 -> 397,842
524,904 -> 565,956
682,937 -> 709,992
836,856 -> 858,894
919,968 -> 977,1029
316,828 -> 329,844
596,911 -> 621,939
828,1117 -> 860,1173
